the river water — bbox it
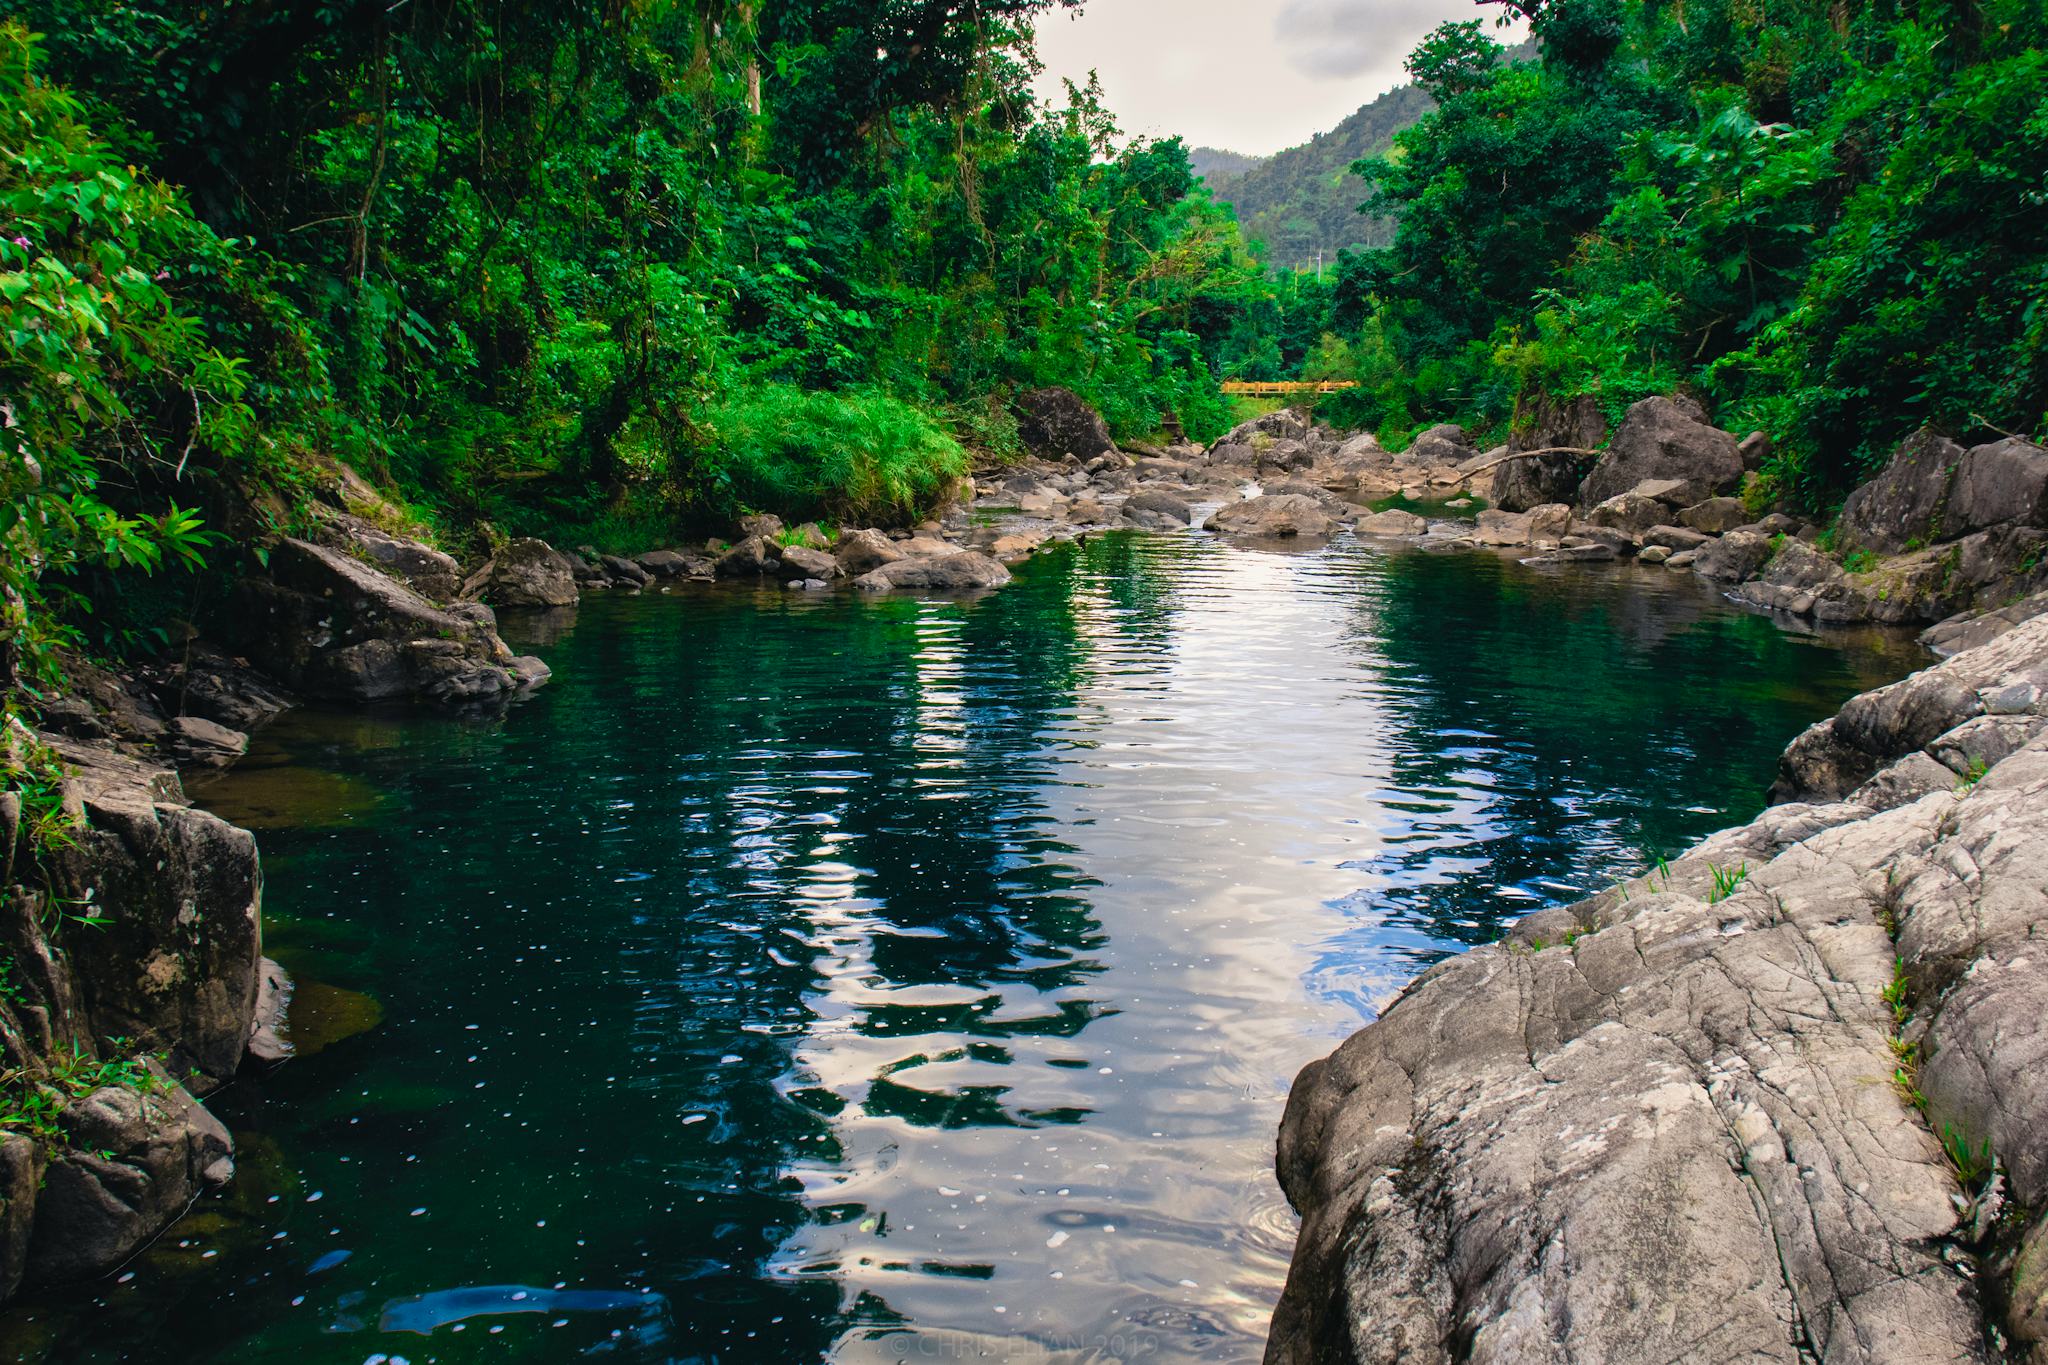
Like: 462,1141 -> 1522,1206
3,532 -> 1921,1364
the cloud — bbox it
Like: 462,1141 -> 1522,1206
1272,0 -> 1467,79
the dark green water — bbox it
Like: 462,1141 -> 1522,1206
5,535 -> 1921,1364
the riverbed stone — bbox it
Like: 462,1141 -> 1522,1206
776,545 -> 839,582
835,529 -> 904,575
1205,495 -> 1336,539
714,536 -> 778,579
1584,489 -> 1667,535
1015,387 -> 1116,461
853,552 -> 1012,593
1357,508 -> 1428,537
1692,529 -> 1774,583
1121,489 -> 1193,529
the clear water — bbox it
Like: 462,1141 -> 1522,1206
3,534 -> 1921,1364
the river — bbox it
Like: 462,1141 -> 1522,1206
1,531 -> 1922,1363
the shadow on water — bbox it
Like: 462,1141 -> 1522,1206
0,535 -> 1922,1364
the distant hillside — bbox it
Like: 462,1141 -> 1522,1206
1188,146 -> 1261,182
1200,82 -> 1435,270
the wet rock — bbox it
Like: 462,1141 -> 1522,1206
229,539 -> 533,707
634,550 -> 700,579
1357,509 -> 1428,537
776,545 -> 839,582
462,538 -> 580,608
1578,396 -> 1744,509
1665,549 -> 1699,570
164,716 -> 247,770
853,552 -> 1012,593
1121,490 -> 1193,529
598,554 -> 649,588
1692,529 -> 1774,583
246,958 -> 292,1066
835,529 -> 904,576
1205,495 -> 1336,539
1493,393 -> 1606,511
1015,387 -> 1116,461
27,1066 -> 233,1285
713,536 -> 778,580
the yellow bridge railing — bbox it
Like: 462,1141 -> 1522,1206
1220,381 -> 1360,398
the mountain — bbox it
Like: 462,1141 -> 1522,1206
1198,82 -> 1435,271
1187,146 -> 1261,182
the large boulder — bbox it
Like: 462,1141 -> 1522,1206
322,517 -> 462,601
835,529 -> 905,575
1356,508 -> 1428,537
713,536 -> 778,579
853,552 -> 1011,593
1203,494 -> 1335,539
1491,393 -> 1606,511
776,545 -> 839,582
1015,387 -> 1116,461
1269,611 -> 2048,1365
1838,430 -> 1968,554
1691,529 -> 1775,583
1946,436 -> 2048,538
229,539 -> 539,707
26,1066 -> 233,1285
1577,397 -> 1744,510
462,538 -> 579,608
1401,424 -> 1474,466
1583,489 -> 1668,536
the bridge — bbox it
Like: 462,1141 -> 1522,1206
1220,380 -> 1359,398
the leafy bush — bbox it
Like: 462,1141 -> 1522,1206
704,387 -> 968,526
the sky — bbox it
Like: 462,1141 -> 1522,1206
1030,0 -> 1518,157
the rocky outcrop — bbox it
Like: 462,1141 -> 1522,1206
0,733 -> 267,1297
1015,387 -> 1116,461
1576,396 -> 1744,509
1491,393 -> 1607,512
228,538 -> 547,707
1268,602 -> 2048,1365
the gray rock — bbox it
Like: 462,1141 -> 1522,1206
164,716 -> 247,770
1637,544 -> 1672,564
1692,529 -> 1774,583
462,538 -> 580,608
1270,612 -> 2048,1363
1015,387 -> 1115,461
1679,497 -> 1750,534
853,552 -> 1011,593
737,513 -> 785,542
1640,525 -> 1711,553
1472,509 -> 1535,546
0,1135 -> 43,1299
1584,490 -> 1667,535
634,549 -> 698,579
776,545 -> 839,581
1356,509 -> 1429,537
835,529 -> 904,575
1944,436 -> 2048,538
1064,497 -> 1111,526
598,554 -> 649,588
27,1066 -> 233,1285
1838,429 -> 1967,554
714,536 -> 778,580
328,519 -> 462,601
1577,396 -> 1744,509
1738,430 -> 1772,471
1205,495 -> 1336,539
230,539 -> 533,707
1121,490 -> 1193,529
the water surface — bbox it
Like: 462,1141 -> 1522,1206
6,534 -> 1921,1363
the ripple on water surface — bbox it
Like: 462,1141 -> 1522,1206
0,534 -> 1922,1364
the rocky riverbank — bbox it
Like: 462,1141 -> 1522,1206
1264,589 -> 2048,1361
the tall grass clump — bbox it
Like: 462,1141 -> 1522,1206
706,386 -> 968,527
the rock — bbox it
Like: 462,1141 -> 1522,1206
1637,544 -> 1672,564
1491,393 -> 1606,510
229,539 -> 534,707
1064,497 -> 1110,526
1584,490 -> 1667,536
1922,592 -> 2048,657
1738,430 -> 1772,471
1640,525 -> 1711,553
146,645 -> 295,735
1563,525 -> 1636,554
27,1065 -> 233,1285
786,522 -> 832,550
776,545 -> 839,582
853,552 -> 1012,593
0,1135 -> 43,1299
1692,529 -> 1775,583
1838,430 -> 1968,554
835,529 -> 904,576
1472,509 -> 1535,546
326,518 -> 462,601
989,532 -> 1045,563
1665,550 -> 1698,569
43,743 -> 263,1087
462,538 -> 579,608
163,715 -> 247,770
1945,436 -> 2048,538
1527,504 -> 1573,541
1270,612 -> 2048,1364
1356,509 -> 1429,537
1731,540 -> 1848,617
713,536 -> 778,579
1204,495 -> 1336,539
1679,496 -> 1750,534
1577,396 -> 1744,509
635,549 -> 697,579
1121,490 -> 1192,529
737,513 -> 785,542
246,957 -> 292,1066
1402,424 -> 1474,465
1015,387 -> 1116,461
595,554 -> 646,588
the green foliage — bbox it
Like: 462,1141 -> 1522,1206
705,387 -> 967,525
1308,0 -> 2048,506
1706,861 -> 1749,903
0,1039 -> 165,1148
1941,1123 -> 1996,1191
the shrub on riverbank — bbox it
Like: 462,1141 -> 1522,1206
703,387 -> 968,526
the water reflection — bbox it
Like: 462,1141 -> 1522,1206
0,536 -> 1917,1364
